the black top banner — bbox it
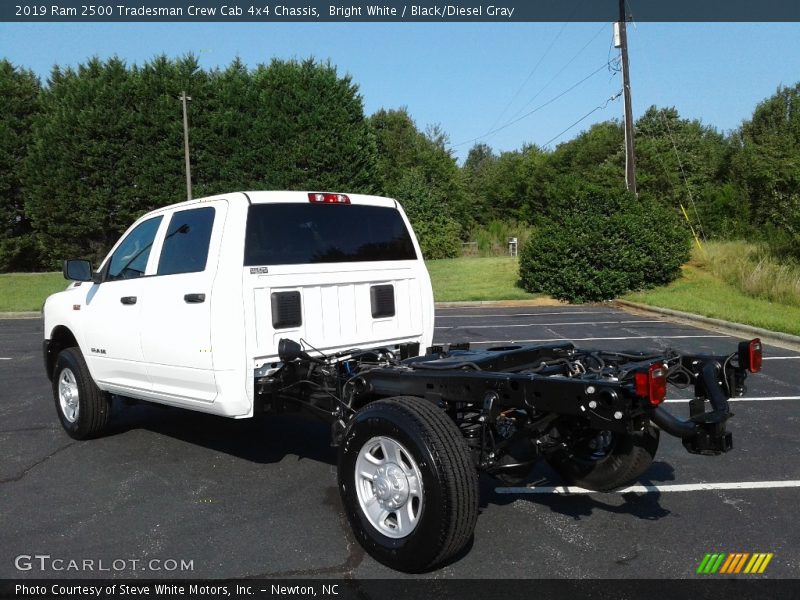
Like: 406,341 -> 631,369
3,0 -> 800,23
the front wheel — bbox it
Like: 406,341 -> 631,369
338,396 -> 478,572
52,347 -> 112,440
546,426 -> 659,491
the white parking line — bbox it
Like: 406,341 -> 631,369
665,396 -> 800,403
434,335 -> 730,344
435,320 -> 663,330
0,357 -> 11,361
496,480 -> 800,495
763,356 -> 800,360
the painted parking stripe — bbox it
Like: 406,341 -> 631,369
434,335 -> 730,344
496,480 -> 800,495
763,356 -> 800,360
665,396 -> 800,403
0,357 -> 11,360
435,320 -> 664,330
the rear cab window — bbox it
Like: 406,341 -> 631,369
157,207 -> 216,275
244,203 -> 417,266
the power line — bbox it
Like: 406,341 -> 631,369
542,90 -> 623,148
482,20 -> 570,137
454,61 -> 613,148
507,22 -> 608,122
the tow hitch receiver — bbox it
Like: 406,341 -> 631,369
683,420 -> 734,455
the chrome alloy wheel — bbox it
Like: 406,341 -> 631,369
354,436 -> 424,539
58,367 -> 80,423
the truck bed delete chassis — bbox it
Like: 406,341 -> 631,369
258,338 -> 762,477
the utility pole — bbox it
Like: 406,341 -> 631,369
616,0 -> 637,195
179,91 -> 192,201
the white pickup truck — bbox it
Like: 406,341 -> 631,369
42,190 -> 761,572
44,190 -> 434,431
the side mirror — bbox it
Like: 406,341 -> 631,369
63,259 -> 93,282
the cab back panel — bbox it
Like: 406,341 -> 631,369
249,265 -> 425,360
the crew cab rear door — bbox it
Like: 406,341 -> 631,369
138,200 -> 227,403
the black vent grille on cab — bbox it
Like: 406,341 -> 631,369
271,291 -> 302,329
370,285 -> 395,318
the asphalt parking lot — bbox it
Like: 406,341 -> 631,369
1,306 -> 799,579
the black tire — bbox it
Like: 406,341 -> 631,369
52,347 -> 112,440
547,427 -> 659,491
338,396 -> 478,572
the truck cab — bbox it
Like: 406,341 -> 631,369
43,191 -> 434,420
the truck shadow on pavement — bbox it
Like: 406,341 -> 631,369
107,400 -> 674,523
108,400 -> 338,466
481,461 -> 675,521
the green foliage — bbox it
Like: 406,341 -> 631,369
464,144 -> 548,223
730,84 -> 800,257
391,169 -> 461,259
0,60 -> 43,270
518,188 -> 691,302
14,56 -> 377,270
248,58 -> 377,193
635,106 -> 729,238
23,57 -> 140,267
468,219 -> 533,257
369,108 -> 469,256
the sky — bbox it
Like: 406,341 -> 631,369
1,21 -> 799,162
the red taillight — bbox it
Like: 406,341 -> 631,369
308,192 -> 350,204
635,363 -> 667,406
738,338 -> 763,373
749,338 -> 762,373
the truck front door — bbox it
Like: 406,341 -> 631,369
83,215 -> 163,393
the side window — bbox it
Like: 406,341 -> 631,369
157,207 -> 215,276
106,216 -> 163,282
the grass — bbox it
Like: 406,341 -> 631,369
625,264 -> 800,337
694,240 -> 800,308
0,272 -> 68,312
426,257 -> 541,302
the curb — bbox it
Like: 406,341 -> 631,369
616,300 -> 800,351
0,311 -> 40,319
435,299 -> 565,308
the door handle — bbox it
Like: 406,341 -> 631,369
184,293 -> 206,304
120,296 -> 137,305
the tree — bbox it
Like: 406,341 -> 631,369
249,58 -> 378,193
730,84 -> 800,255
370,108 -> 469,250
0,61 -> 42,271
635,106 -> 729,238
23,57 -> 140,266
128,54 -> 208,209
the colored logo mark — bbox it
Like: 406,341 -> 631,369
697,552 -> 773,574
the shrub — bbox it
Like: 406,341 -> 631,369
519,189 -> 691,302
412,214 -> 462,259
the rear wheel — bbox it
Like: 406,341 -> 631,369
338,396 -> 478,572
52,347 -> 112,440
547,426 -> 659,491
